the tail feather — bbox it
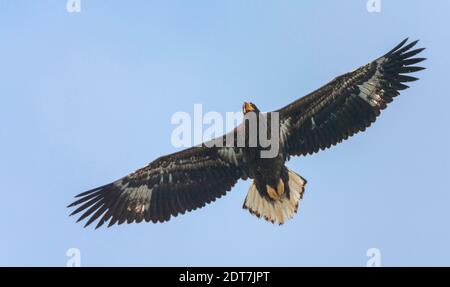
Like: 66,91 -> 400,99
243,169 -> 307,225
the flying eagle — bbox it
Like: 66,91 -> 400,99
68,39 -> 425,228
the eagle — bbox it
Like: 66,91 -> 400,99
68,39 -> 425,228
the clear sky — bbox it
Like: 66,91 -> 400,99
0,0 -> 449,266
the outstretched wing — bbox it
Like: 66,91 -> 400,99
278,38 -> 426,157
68,145 -> 246,228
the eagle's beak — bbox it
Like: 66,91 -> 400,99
243,102 -> 255,114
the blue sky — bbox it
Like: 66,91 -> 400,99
0,0 -> 449,266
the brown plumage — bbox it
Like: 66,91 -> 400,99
68,38 -> 425,228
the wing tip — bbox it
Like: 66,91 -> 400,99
68,183 -> 115,228
386,38 -> 426,58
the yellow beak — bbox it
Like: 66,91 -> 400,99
244,102 -> 254,113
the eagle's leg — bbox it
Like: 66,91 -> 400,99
265,180 -> 285,200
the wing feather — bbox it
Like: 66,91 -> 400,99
279,39 -> 426,157
68,146 -> 245,228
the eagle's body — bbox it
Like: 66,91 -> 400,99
239,111 -> 305,223
69,39 -> 425,228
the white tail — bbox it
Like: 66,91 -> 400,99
243,169 -> 307,225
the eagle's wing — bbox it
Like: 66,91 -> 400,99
278,39 -> 426,157
68,143 -> 246,228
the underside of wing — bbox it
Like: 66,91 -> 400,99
279,38 -> 426,157
68,146 -> 245,228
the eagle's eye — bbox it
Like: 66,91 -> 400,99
243,102 -> 255,114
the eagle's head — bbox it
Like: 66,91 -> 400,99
243,101 -> 260,115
